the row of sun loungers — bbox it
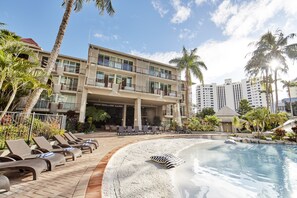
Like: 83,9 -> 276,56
117,126 -> 161,136
0,132 -> 98,192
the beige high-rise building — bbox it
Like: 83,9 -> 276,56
18,40 -> 187,129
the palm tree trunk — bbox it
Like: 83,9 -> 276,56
274,70 -> 279,113
265,69 -> 270,110
22,0 -> 74,118
288,87 -> 293,117
185,69 -> 189,118
0,85 -> 18,120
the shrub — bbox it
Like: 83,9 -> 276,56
274,128 -> 286,139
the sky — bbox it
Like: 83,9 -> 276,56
1,0 -> 297,101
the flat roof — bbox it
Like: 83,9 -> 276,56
89,44 -> 178,70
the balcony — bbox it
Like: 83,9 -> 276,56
58,102 -> 80,111
97,60 -> 179,81
61,84 -> 77,91
34,100 -> 50,109
64,65 -> 80,74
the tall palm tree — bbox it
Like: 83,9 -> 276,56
246,30 -> 297,112
0,35 -> 48,119
281,80 -> 297,116
169,47 -> 207,117
22,0 -> 115,117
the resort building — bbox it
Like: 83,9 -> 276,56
196,78 -> 267,113
18,40 -> 187,129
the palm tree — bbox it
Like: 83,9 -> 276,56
246,30 -> 297,112
0,35 -> 49,119
281,80 -> 297,116
22,0 -> 115,118
169,47 -> 207,117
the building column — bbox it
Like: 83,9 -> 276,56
122,104 -> 127,127
134,98 -> 142,130
174,102 -> 182,126
79,89 -> 88,122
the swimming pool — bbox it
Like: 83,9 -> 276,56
174,140 -> 297,198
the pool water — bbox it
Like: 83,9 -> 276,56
174,140 -> 297,198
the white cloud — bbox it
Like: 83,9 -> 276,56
152,0 -> 168,18
93,33 -> 119,41
179,28 -> 197,39
195,0 -> 217,6
170,0 -> 191,24
211,0 -> 297,38
130,50 -> 180,65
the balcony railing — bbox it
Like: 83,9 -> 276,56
97,60 -> 180,81
58,102 -> 80,111
64,65 -> 80,73
34,100 -> 50,109
61,84 -> 77,91
85,78 -> 180,98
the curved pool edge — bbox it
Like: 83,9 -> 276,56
85,133 -> 229,198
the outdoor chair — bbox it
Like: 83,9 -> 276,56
33,136 -> 82,161
142,125 -> 149,134
127,126 -> 136,135
68,131 -> 99,147
134,126 -> 143,135
53,135 -> 95,153
5,139 -> 65,171
64,133 -> 99,149
0,157 -> 47,180
152,126 -> 161,134
117,126 -> 127,136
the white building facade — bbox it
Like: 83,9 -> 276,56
196,78 -> 267,112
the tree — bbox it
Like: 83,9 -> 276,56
86,106 -> 110,122
0,32 -> 49,119
237,99 -> 253,115
243,108 -> 270,137
281,80 -> 297,116
196,107 -> 215,118
22,0 -> 115,118
245,30 -> 297,112
169,47 -> 207,117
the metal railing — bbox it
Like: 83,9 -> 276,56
0,111 -> 66,147
61,84 -> 78,91
97,60 -> 180,81
64,65 -> 80,73
34,100 -> 50,109
58,102 -> 80,111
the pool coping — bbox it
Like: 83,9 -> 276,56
84,133 -> 230,197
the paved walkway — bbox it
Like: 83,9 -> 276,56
0,132 -> 228,198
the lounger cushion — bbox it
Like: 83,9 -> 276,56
150,154 -> 185,169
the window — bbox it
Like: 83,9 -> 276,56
96,71 -> 104,83
63,60 -> 80,73
61,76 -> 78,91
41,56 -> 48,68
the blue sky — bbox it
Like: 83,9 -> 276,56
1,0 -> 297,99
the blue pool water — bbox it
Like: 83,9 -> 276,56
174,140 -> 297,198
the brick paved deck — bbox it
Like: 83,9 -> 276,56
0,132 -> 228,198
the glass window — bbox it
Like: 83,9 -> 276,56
126,77 -> 132,87
108,74 -> 114,84
98,54 -> 104,65
96,71 -> 104,83
104,56 -> 110,66
116,75 -> 122,84
41,56 -> 48,68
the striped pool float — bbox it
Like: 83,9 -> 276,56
150,154 -> 185,169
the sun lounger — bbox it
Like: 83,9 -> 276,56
33,136 -> 82,161
0,157 -> 47,180
5,139 -> 65,171
54,135 -> 95,153
127,126 -> 136,135
0,175 -> 10,192
117,126 -> 127,136
68,132 -> 99,146
64,133 -> 98,149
